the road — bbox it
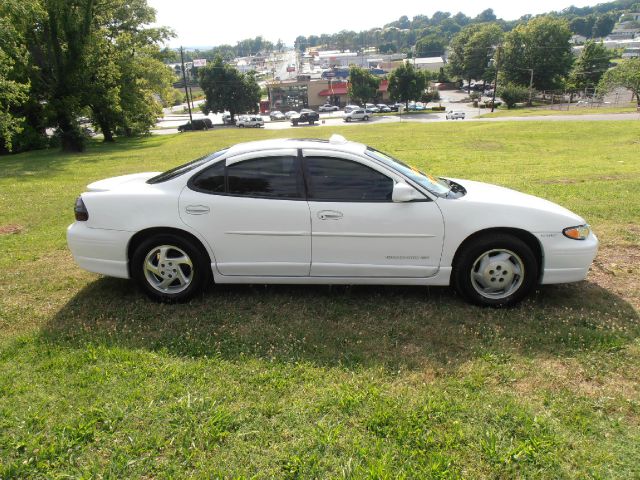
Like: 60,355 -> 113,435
155,88 -> 638,135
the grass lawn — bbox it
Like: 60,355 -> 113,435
1,121 -> 639,478
480,105 -> 638,118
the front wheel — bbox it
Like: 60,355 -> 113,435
453,234 -> 538,307
363,116 -> 369,121
131,234 -> 210,303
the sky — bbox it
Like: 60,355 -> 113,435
147,0 -> 598,48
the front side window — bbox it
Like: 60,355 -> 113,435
305,157 -> 393,202
227,156 -> 300,198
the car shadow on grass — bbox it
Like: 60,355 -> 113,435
41,277 -> 639,370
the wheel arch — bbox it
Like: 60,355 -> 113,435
451,227 -> 544,282
127,227 -> 213,277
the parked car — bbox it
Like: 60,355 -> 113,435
269,110 -> 285,121
343,109 -> 371,122
222,113 -> 235,125
318,104 -> 340,112
284,111 -> 298,119
343,104 -> 360,113
67,134 -> 598,307
237,115 -> 264,128
389,102 -> 404,112
291,109 -> 319,126
177,118 -> 213,132
376,104 -> 392,113
365,103 -> 380,113
446,110 -> 466,120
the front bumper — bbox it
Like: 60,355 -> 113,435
537,231 -> 599,284
67,222 -> 132,279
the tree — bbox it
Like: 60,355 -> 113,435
447,23 -> 503,92
497,83 -> 529,108
475,9 -> 497,23
388,62 -> 427,107
593,13 -> 616,38
348,67 -> 380,105
0,11 -> 29,151
199,57 -> 260,120
415,35 -> 445,57
568,40 -> 611,93
2,0 -> 174,152
598,58 -> 640,106
501,16 -> 573,92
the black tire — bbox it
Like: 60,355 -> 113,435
363,116 -> 369,121
452,234 -> 538,307
131,233 -> 211,303
346,117 -> 351,122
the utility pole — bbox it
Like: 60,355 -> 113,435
180,46 -> 193,125
528,68 -> 534,106
490,45 -> 501,113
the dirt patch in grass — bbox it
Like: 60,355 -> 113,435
590,244 -> 640,308
0,224 -> 24,235
540,174 -> 629,185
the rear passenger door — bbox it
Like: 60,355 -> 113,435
179,150 -> 312,276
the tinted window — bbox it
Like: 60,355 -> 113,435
191,160 -> 225,193
228,156 -> 300,198
147,148 -> 228,184
305,157 -> 393,202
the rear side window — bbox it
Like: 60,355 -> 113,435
148,148 -> 227,184
305,157 -> 393,202
228,156 -> 300,198
190,156 -> 301,199
190,160 -> 225,193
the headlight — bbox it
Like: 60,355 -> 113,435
563,224 -> 590,240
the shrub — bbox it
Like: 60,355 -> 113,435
497,83 -> 529,109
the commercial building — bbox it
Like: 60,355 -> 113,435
267,78 -> 391,111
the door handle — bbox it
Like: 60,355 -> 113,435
318,210 -> 343,220
185,205 -> 210,215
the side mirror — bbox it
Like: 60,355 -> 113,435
392,182 -> 424,202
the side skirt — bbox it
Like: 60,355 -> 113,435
211,267 -> 452,286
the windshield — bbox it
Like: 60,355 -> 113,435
147,148 -> 228,184
365,147 -> 451,196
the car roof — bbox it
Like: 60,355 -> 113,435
224,136 -> 367,157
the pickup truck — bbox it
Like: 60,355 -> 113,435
291,109 -> 319,126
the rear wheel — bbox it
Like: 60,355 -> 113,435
363,116 -> 369,121
453,234 -> 538,307
132,234 -> 210,303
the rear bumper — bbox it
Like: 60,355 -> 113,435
538,232 -> 599,284
67,223 -> 132,278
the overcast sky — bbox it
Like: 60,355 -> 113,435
148,0 -> 597,48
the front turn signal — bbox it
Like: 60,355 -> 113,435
562,224 -> 590,240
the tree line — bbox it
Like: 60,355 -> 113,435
333,16 -> 639,110
0,0 -> 175,153
293,1 -> 640,59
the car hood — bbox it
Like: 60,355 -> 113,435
446,178 -> 585,225
87,172 -> 160,192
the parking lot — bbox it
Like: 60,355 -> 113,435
154,89 -> 486,134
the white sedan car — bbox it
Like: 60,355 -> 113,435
68,135 -> 598,306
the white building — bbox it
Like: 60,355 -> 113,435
409,57 -> 446,72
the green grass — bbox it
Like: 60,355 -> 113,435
1,121 -> 639,478
480,105 -> 638,118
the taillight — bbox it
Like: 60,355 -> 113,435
74,196 -> 89,221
